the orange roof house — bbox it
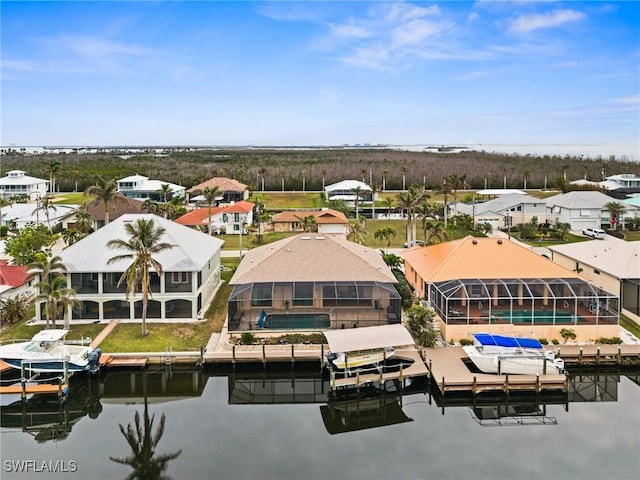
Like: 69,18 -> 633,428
0,263 -> 35,298
402,236 -> 619,342
271,208 -> 349,234
175,201 -> 254,235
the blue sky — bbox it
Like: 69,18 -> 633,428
1,1 -> 639,149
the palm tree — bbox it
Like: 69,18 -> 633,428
34,275 -> 80,329
382,168 -> 389,191
32,195 -> 57,230
294,214 -> 317,233
384,197 -> 394,218
28,254 -> 67,283
74,209 -> 95,235
401,166 -> 408,190
423,220 -> 448,245
380,252 -> 403,272
47,160 -> 61,194
349,220 -> 366,244
438,179 -> 452,228
374,226 -> 396,251
604,201 -> 626,230
370,183 -> 379,220
85,176 -> 128,225
396,185 -> 426,245
351,186 -> 364,220
0,293 -> 33,326
157,184 -> 172,203
447,174 -> 466,217
107,218 -> 175,336
201,186 -> 220,236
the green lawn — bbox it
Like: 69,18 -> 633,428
250,192 -> 325,209
53,192 -> 85,204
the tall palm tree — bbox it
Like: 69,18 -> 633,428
85,176 -> 128,225
32,195 -> 57,230
438,179 -> 452,228
107,218 -> 174,336
201,186 -> 220,236
34,275 -> 79,328
74,209 -> 95,235
396,185 -> 426,244
349,220 -> 366,244
382,168 -> 389,191
351,186 -> 364,220
604,201 -> 626,230
423,220 -> 448,245
157,184 -> 172,203
384,197 -> 394,218
28,254 -> 67,283
447,174 -> 466,217
47,160 -> 61,194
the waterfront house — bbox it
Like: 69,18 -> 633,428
599,174 -> 640,199
402,236 -> 619,343
549,239 -> 640,323
116,175 -> 186,202
271,208 -> 349,234
44,214 -> 223,322
452,193 -> 547,231
187,177 -> 249,204
0,170 -> 49,201
226,234 -> 401,332
175,201 -> 254,235
545,190 -> 639,231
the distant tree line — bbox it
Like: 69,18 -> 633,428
2,148 -> 638,193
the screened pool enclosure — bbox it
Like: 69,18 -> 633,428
430,277 -> 618,326
227,281 -> 402,332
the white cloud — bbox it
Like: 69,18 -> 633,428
508,9 -> 586,33
612,94 -> 640,106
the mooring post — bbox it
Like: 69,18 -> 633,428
596,346 -> 600,365
617,346 -> 621,363
200,347 -> 204,367
64,356 -> 69,385
504,374 -> 509,394
441,376 -> 445,394
20,362 -> 26,401
232,344 -> 236,364
579,347 -> 583,364
472,376 -> 477,395
536,373 -> 540,393
291,344 -> 295,365
320,344 -> 324,372
262,344 -> 266,364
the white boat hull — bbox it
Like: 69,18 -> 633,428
463,346 -> 564,375
328,347 -> 395,372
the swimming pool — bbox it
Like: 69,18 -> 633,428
493,310 -> 585,325
263,313 -> 331,329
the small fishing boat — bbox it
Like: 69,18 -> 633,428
0,330 -> 102,374
462,333 -> 564,375
327,346 -> 395,373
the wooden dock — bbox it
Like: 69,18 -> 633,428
556,344 -> 640,366
100,355 -> 148,368
423,347 -> 568,395
0,382 -> 68,396
0,360 -> 13,373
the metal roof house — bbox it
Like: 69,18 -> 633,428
47,214 -> 224,322
0,170 -> 49,201
402,236 -> 619,343
453,193 -> 547,231
226,234 -> 401,332
324,180 -> 373,203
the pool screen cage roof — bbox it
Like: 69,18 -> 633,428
431,277 -> 619,323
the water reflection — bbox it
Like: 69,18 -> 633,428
109,371 -> 182,480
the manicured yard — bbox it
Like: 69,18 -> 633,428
250,192 -> 326,209
53,192 -> 85,204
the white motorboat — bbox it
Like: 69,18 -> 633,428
462,333 -> 564,375
0,329 -> 102,374
327,346 -> 395,373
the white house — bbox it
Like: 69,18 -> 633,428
0,262 -> 35,300
117,175 -> 186,202
325,180 -> 373,203
0,170 -> 49,201
453,193 -> 547,231
1,203 -> 80,230
545,191 -> 638,231
175,201 -> 254,235
46,214 -> 224,322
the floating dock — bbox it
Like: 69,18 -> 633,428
0,382 -> 68,397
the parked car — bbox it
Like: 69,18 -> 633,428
403,240 -> 425,248
582,227 -> 606,239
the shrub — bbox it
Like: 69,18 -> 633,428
538,338 -> 548,345
551,339 -> 559,345
240,332 -> 256,345
596,336 -> 622,345
459,338 -> 474,346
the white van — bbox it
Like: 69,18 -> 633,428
582,227 -> 606,239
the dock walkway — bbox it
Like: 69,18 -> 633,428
423,347 -> 567,395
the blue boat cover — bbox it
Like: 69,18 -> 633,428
473,333 -> 542,349
257,310 -> 267,328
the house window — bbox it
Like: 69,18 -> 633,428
251,283 -> 272,307
172,272 -> 189,283
233,224 -> 239,231
293,283 -> 313,306
234,213 -> 240,222
222,214 -> 228,222
594,269 -> 600,275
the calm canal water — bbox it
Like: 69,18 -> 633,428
1,365 -> 639,480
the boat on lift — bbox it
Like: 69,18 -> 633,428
462,333 -> 564,375
0,329 -> 102,374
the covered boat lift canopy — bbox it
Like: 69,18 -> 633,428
323,324 -> 415,353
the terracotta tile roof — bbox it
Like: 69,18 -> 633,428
230,234 -> 396,284
174,207 -> 223,226
223,201 -> 254,213
0,264 -> 33,288
402,236 -> 580,283
272,209 -> 348,224
187,177 -> 247,194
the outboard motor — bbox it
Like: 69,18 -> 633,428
87,348 -> 102,374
